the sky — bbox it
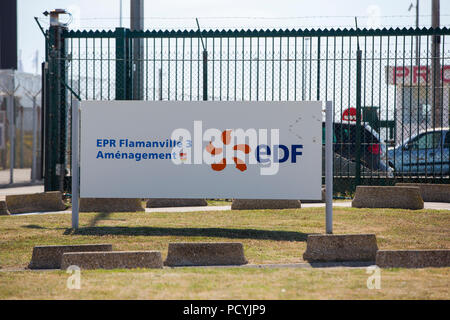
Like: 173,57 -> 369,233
18,0 -> 450,74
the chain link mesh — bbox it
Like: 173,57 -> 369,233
49,29 -> 450,192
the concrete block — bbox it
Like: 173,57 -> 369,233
29,244 -> 113,269
376,250 -> 450,268
303,234 -> 378,262
231,199 -> 301,210
146,198 -> 207,208
0,201 -> 10,215
164,242 -> 248,266
80,198 -> 144,212
395,183 -> 450,203
352,186 -> 424,210
6,191 -> 67,214
61,251 -> 163,270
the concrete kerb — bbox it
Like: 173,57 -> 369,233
61,251 -> 163,270
164,242 -> 248,266
28,244 -> 113,269
376,250 -> 450,268
231,199 -> 301,210
80,198 -> 144,212
303,234 -> 378,262
147,198 -> 208,208
6,191 -> 67,214
395,183 -> 450,203
352,186 -> 424,210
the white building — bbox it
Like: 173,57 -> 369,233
386,65 -> 450,143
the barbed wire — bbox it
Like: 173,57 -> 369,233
70,14 -> 450,20
34,18 -> 450,37
54,25 -> 450,31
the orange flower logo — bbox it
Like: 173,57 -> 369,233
205,130 -> 251,172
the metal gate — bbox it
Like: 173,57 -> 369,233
43,26 -> 450,193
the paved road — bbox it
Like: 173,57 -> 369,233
11,202 -> 450,216
0,169 -> 41,187
0,185 -> 44,198
302,201 -> 450,210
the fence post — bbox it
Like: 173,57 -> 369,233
58,30 -> 67,191
131,0 -> 144,100
44,28 -> 55,190
45,24 -> 66,191
203,50 -> 208,101
431,32 -> 441,128
6,92 -> 14,184
19,105 -> 24,168
355,48 -> 362,188
39,62 -> 47,181
115,27 -> 128,100
31,96 -> 37,182
316,37 -> 320,100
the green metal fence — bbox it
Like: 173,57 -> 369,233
43,26 -> 450,192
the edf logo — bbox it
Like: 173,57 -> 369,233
256,144 -> 303,163
171,122 -> 304,176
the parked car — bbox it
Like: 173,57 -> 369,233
387,127 -> 450,175
322,122 -> 393,176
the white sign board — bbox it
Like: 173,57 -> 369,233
80,101 -> 322,200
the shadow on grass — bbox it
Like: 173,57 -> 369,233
23,224 -> 67,231
21,210 -> 117,230
23,224 -> 46,229
87,212 -> 113,227
64,226 -> 310,242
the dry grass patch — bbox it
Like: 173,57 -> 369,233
0,207 -> 448,269
0,267 -> 448,299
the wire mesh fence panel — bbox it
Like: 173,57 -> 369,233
45,27 -> 450,192
0,70 -> 42,186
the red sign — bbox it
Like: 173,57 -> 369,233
342,108 -> 358,122
386,65 -> 450,85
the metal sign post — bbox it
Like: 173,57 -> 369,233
71,100 -> 80,229
325,101 -> 334,234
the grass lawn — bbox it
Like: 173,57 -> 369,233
0,206 -> 449,299
1,267 -> 448,299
